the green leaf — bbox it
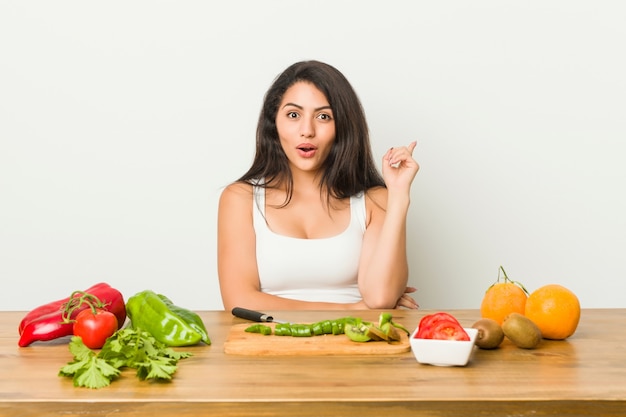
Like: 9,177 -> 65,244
58,358 -> 90,377
161,347 -> 192,360
68,336 -> 95,361
136,357 -> 177,380
59,325 -> 193,388
73,357 -> 119,389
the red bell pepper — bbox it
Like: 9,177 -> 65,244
18,282 -> 126,347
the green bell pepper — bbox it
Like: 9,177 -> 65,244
158,294 -> 211,344
126,290 -> 210,346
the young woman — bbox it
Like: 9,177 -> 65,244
218,60 -> 419,311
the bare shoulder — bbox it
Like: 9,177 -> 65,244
364,186 -> 388,227
365,186 -> 388,211
219,182 -> 254,209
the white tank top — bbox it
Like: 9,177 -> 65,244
253,185 -> 365,303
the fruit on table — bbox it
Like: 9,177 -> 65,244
344,320 -> 372,342
501,312 -> 542,349
525,284 -> 581,340
480,266 -> 529,325
471,318 -> 504,349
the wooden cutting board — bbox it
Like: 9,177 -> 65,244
223,323 -> 411,356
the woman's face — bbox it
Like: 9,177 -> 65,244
275,81 -> 335,174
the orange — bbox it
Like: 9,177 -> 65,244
480,266 -> 528,325
525,284 -> 580,340
480,282 -> 527,325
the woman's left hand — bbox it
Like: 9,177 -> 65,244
382,141 -> 419,192
395,286 -> 419,309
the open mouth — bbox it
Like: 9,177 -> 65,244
296,143 -> 318,158
297,143 -> 317,152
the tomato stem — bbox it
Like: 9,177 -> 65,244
61,291 -> 108,323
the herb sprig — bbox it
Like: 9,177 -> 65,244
59,328 -> 192,389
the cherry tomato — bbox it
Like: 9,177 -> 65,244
73,308 -> 118,348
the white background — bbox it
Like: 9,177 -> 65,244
2,1 -> 625,312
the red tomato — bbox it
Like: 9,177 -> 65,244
429,320 -> 470,341
73,308 -> 118,349
416,312 -> 463,338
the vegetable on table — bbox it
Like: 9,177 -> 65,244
126,290 -> 211,347
244,313 -> 409,344
245,324 -> 272,335
18,283 -> 126,347
73,308 -> 118,349
415,312 -> 470,341
158,294 -> 211,344
59,328 -> 192,389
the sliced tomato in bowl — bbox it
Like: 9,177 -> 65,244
428,320 -> 470,341
416,312 -> 469,341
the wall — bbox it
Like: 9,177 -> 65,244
1,1 -> 625,311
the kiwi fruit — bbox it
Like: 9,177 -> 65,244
502,312 -> 542,349
344,322 -> 372,343
471,318 -> 504,349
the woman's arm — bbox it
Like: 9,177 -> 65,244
357,142 -> 420,309
217,182 -> 367,311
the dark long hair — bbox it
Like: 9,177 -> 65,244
238,60 -> 385,206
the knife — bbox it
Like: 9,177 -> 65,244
231,307 -> 287,324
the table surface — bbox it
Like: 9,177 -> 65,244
2,308 -> 625,417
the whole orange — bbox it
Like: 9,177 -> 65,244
525,284 -> 580,340
480,266 -> 528,325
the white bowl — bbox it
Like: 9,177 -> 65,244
409,327 -> 478,366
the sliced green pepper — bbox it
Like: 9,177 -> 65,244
331,321 -> 342,335
126,290 -> 207,347
290,324 -> 312,337
379,312 -> 410,335
274,323 -> 292,336
241,315 -> 407,343
245,324 -> 272,335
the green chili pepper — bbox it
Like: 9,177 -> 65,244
245,323 -> 272,335
378,312 -> 410,336
311,322 -> 324,336
275,323 -> 292,336
290,324 -> 312,337
379,312 -> 393,327
242,316 -> 405,342
158,294 -> 211,344
320,320 -> 332,334
126,290 -> 208,346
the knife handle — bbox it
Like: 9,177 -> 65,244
232,307 -> 274,322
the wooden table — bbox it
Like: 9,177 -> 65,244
1,309 -> 625,416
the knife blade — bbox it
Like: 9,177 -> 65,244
231,307 -> 287,324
